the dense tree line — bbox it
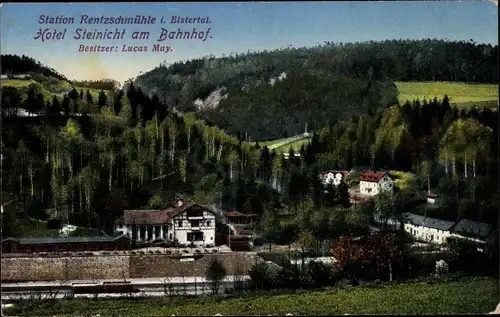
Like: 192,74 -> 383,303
202,72 -> 397,140
1,54 -> 68,81
72,79 -> 120,91
2,86 -> 498,239
132,39 -> 498,141
1,85 -> 110,117
133,39 -> 498,110
1,82 -> 268,236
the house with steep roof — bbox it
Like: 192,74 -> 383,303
114,199 -> 216,246
359,170 -> 394,196
224,211 -> 258,226
319,170 -> 350,187
450,219 -> 493,244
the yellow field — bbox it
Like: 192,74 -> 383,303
1,79 -> 37,87
396,81 -> 498,108
1,78 -> 109,101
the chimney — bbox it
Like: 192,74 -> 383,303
177,200 -> 183,208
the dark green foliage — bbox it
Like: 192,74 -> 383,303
134,39 -> 498,109
205,259 -> 227,294
1,54 -> 68,80
133,39 -> 498,140
204,73 -> 392,140
1,77 -> 272,236
248,262 -> 280,290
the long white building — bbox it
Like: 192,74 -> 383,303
402,213 -> 455,244
377,212 -> 493,245
114,199 -> 217,247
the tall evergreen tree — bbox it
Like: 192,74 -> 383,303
97,90 -> 107,109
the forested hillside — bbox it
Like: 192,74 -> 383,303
2,86 -> 498,240
133,39 -> 498,140
1,81 -> 265,236
1,55 -> 68,81
204,73 -> 397,140
2,42 -> 498,244
1,54 -> 118,98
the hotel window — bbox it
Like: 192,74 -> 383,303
177,221 -> 182,227
207,221 -> 211,227
191,220 -> 200,228
187,231 -> 204,241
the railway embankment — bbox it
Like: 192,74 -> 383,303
1,252 -> 263,282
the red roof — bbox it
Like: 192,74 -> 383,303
234,227 -> 254,236
121,210 -> 172,225
359,171 -> 388,183
226,211 -> 248,217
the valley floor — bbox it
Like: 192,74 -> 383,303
5,276 -> 496,316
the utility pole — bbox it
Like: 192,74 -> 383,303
497,132 -> 500,304
228,224 -> 231,251
288,173 -> 292,263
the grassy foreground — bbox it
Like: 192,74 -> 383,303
395,81 -> 498,109
7,277 -> 497,316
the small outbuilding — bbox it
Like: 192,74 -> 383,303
1,235 -> 132,254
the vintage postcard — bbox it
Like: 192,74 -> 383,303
0,1 -> 498,315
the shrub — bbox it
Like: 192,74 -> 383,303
252,237 -> 266,247
205,259 -> 227,294
307,261 -> 338,287
248,263 -> 280,290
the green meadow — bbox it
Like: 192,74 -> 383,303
395,81 -> 498,109
6,276 -> 496,316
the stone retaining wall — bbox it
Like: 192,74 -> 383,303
129,253 -> 262,278
1,255 -> 129,281
1,253 -> 263,282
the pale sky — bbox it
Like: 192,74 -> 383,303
1,2 -> 497,83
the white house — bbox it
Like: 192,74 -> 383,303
282,153 -> 301,160
427,193 -> 438,204
169,203 -> 217,246
449,219 -> 493,244
319,170 -> 349,187
359,171 -> 394,196
114,199 -> 216,246
402,213 -> 455,245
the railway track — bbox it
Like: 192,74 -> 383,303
1,276 -> 250,302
